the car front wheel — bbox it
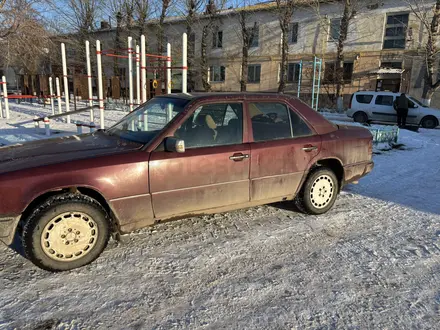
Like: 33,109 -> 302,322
420,116 -> 438,129
22,194 -> 110,272
295,167 -> 339,215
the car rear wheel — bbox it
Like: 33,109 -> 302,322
22,194 -> 110,272
353,111 -> 368,124
295,167 -> 339,215
420,116 -> 438,129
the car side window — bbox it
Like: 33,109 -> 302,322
250,102 -> 292,142
175,103 -> 243,149
375,95 -> 394,106
356,94 -> 373,104
290,109 -> 313,137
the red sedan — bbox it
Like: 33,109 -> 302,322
0,93 -> 373,271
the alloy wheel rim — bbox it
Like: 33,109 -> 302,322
310,175 -> 334,209
40,212 -> 99,262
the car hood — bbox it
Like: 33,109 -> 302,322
422,107 -> 440,118
0,131 -> 143,175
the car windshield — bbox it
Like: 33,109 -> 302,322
106,97 -> 190,144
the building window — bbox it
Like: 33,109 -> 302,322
289,23 -> 298,44
324,62 -> 353,83
383,13 -> 409,49
330,18 -> 341,40
343,62 -> 354,82
248,64 -> 261,83
324,62 -> 336,83
209,65 -> 225,82
247,24 -> 259,48
212,30 -> 223,48
287,63 -> 301,83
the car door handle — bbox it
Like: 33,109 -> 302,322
302,145 -> 318,152
229,153 -> 250,161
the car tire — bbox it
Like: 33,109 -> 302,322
353,111 -> 368,124
294,167 -> 339,215
22,194 -> 110,272
420,116 -> 438,129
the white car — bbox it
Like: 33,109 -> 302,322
347,91 -> 440,129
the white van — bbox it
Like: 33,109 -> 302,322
346,91 -> 440,129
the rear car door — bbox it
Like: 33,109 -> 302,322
372,94 -> 396,123
248,101 -> 321,202
149,102 -> 250,219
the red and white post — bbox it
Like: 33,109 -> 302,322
96,40 -> 105,129
141,35 -> 147,103
44,117 -> 50,136
182,33 -> 188,94
49,77 -> 55,115
136,44 -> 140,106
2,76 -> 9,119
55,77 -> 62,114
128,37 -> 134,112
86,40 -> 94,122
167,43 -> 172,95
61,43 -> 71,123
166,42 -> 173,121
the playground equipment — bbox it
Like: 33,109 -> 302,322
91,33 -> 188,128
296,56 -> 323,111
5,33 -> 188,130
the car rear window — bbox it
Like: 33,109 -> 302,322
356,94 -> 373,104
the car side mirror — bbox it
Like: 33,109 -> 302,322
165,137 -> 185,153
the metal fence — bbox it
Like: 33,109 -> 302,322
368,126 -> 399,145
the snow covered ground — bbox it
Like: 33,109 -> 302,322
0,103 -> 439,329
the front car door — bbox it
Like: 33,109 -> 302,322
149,101 -> 250,219
247,101 -> 321,202
406,97 -> 421,125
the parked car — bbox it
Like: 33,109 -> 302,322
347,91 -> 440,129
0,93 -> 374,271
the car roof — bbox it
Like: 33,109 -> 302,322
155,92 -> 297,102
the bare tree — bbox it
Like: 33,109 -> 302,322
66,0 -> 103,67
0,0 -> 36,38
200,0 -> 225,91
114,11 -> 123,75
181,0 -> 204,91
334,0 -> 356,111
238,9 -> 258,92
276,0 -> 296,93
135,0 -> 150,37
157,0 -> 171,54
409,0 -> 440,106
5,15 -> 52,91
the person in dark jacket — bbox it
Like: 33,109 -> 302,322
394,93 -> 409,128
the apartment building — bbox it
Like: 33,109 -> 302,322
60,0 -> 440,107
